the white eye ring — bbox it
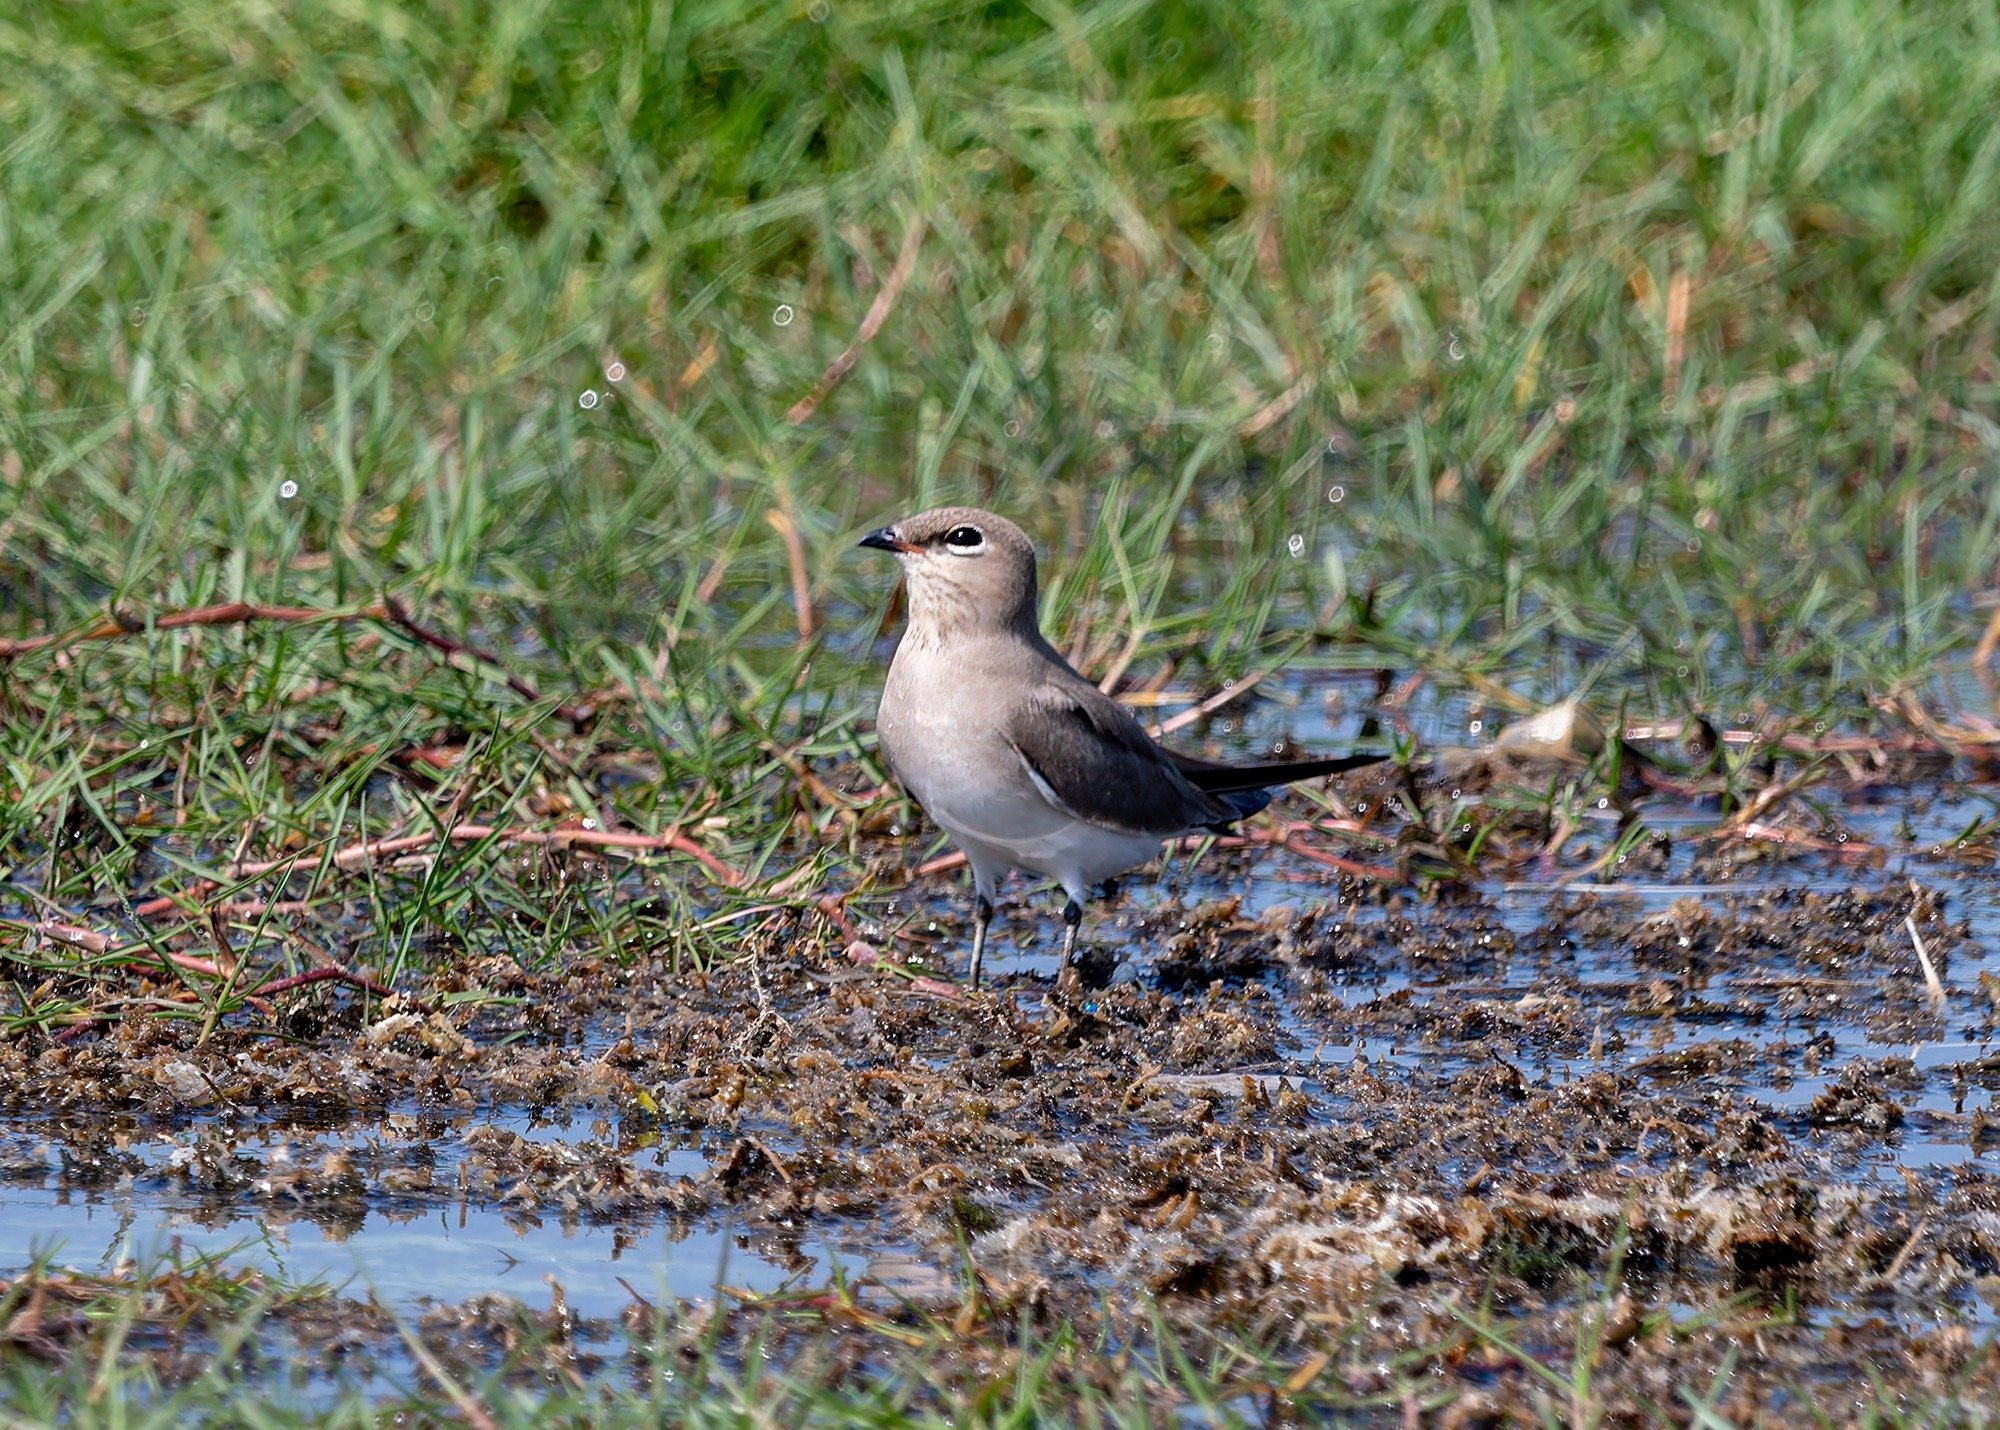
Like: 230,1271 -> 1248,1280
942,525 -> 986,555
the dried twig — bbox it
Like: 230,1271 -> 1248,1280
785,212 -> 926,424
1722,820 -> 1877,857
1883,1217 -> 1930,1282
1905,913 -> 1948,1013
765,508 -> 816,640
380,595 -> 593,725
1231,827 -> 1402,883
1663,268 -> 1691,398
23,919 -> 395,1011
253,965 -> 396,1001
1153,658 -> 1293,738
0,601 -> 387,660
2,596 -> 595,724
915,849 -> 969,878
1977,605 -> 2000,713
28,921 -> 223,978
133,821 -> 742,921
1239,375 -> 1311,439
815,894 -> 862,943
1717,764 -> 1824,833
393,1322 -> 502,1430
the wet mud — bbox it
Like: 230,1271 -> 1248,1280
6,752 -> 2000,1421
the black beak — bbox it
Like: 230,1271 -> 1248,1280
858,527 -> 917,554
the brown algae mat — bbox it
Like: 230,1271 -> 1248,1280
6,768 -> 2000,1419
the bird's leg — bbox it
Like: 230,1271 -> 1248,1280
1059,898 -> 1083,967
969,894 -> 994,989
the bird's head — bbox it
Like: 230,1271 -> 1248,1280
858,506 -> 1040,639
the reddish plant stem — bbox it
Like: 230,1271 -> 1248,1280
31,922 -> 224,977
0,601 -> 389,659
253,965 -> 397,1000
132,821 -> 743,920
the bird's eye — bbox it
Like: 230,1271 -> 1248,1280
943,525 -> 984,552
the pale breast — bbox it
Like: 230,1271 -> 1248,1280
878,642 -> 1069,846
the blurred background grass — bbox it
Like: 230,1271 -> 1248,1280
3,0 -> 1999,895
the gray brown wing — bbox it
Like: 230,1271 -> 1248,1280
1003,681 -> 1237,836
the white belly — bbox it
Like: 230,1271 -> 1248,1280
879,658 -> 1163,897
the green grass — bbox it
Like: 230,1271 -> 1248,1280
5,0 -> 1997,912
2,1244 -> 1994,1428
4,0 -> 2000,1417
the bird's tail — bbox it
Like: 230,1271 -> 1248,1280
1173,751 -> 1380,796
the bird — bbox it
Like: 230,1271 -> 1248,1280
859,505 -> 1377,987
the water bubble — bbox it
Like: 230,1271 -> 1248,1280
773,304 -> 795,326
129,306 -> 147,326
1468,719 -> 1483,734
1004,419 -> 1022,438
1091,308 -> 1111,331
1685,537 -> 1701,553
1207,332 -> 1225,350
1597,797 -> 1609,809
605,361 -> 627,382
1443,331 -> 1465,363
1813,721 -> 1826,734
582,818 -> 597,830
1287,533 -> 1306,557
278,480 -> 298,500
1327,485 -> 1345,503
808,0 -> 829,18
1676,665 -> 1689,677
1449,788 -> 1461,800
415,302 -> 435,321
579,390 -> 600,409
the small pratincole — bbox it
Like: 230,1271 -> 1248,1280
859,505 -> 1374,986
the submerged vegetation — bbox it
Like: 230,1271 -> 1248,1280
4,0 -> 2000,1420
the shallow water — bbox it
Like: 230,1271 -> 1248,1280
0,1107 -> 824,1318
6,663 -> 2000,1394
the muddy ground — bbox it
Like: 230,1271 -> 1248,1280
6,758 -> 2000,1423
